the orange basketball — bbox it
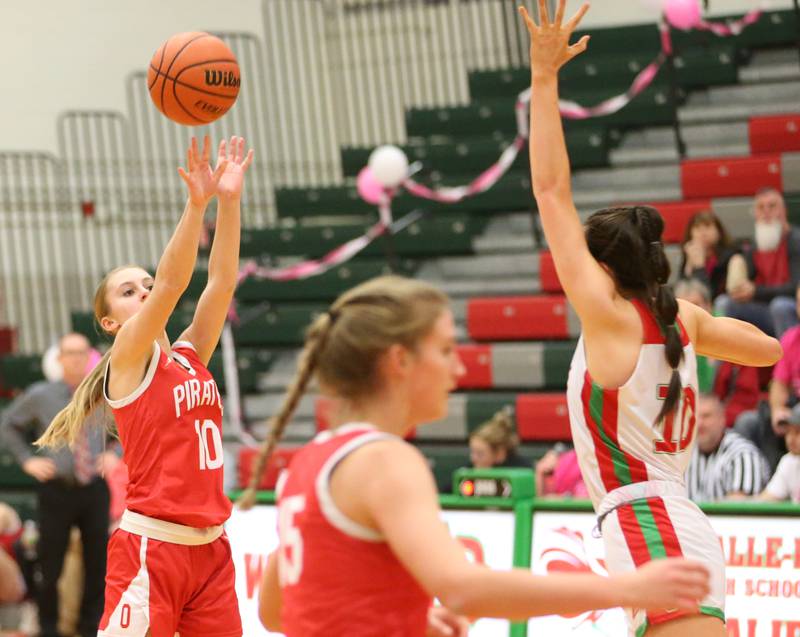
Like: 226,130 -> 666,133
147,32 -> 240,126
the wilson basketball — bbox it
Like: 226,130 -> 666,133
147,32 -> 240,126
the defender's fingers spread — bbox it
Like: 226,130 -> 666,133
538,0 -> 550,26
555,0 -> 566,26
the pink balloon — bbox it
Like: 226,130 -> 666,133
664,0 -> 702,30
356,167 -> 385,205
86,348 -> 102,373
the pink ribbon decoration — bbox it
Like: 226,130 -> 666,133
231,7 -> 765,292
696,9 -> 763,36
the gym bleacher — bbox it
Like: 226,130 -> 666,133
3,7 -> 800,508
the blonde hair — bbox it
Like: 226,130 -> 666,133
470,407 -> 518,454
238,275 -> 449,509
36,265 -> 134,449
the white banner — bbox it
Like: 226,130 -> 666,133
226,506 -> 515,637
226,506 -> 282,637
528,511 -> 800,637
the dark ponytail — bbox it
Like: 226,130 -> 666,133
586,206 -> 684,423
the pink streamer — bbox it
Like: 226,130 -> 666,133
696,10 -> 762,36
228,6 -> 766,298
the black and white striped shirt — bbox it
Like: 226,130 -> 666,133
686,431 -> 771,502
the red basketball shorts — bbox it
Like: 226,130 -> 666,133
98,525 -> 242,637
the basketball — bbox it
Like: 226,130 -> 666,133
147,32 -> 240,126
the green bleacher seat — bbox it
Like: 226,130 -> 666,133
0,354 -> 44,390
465,392 -> 518,433
732,9 -> 797,51
573,23 -> 661,57
236,259 -> 417,303
786,194 -> 800,226
207,349 -> 274,394
407,87 -> 674,141
673,45 -> 738,88
0,450 -> 36,488
241,214 -> 484,260
0,489 -> 38,521
543,341 -> 576,389
343,133 -> 608,176
468,45 -> 736,100
276,171 -> 534,220
233,303 -> 328,347
417,444 -> 471,493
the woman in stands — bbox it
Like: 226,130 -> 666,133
37,135 -> 253,637
469,407 -> 531,469
243,275 -> 711,636
679,210 -> 735,300
519,2 -> 782,635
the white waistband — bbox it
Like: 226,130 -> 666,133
119,509 -> 223,546
598,480 -> 688,518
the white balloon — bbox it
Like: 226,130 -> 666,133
42,344 -> 63,382
367,145 -> 409,188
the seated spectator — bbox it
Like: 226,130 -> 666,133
734,283 -> 800,472
679,210 -> 735,300
468,408 -> 530,469
760,404 -> 800,504
534,443 -> 588,498
674,279 -> 716,392
0,503 -> 25,605
686,394 -> 771,502
720,188 -> 800,338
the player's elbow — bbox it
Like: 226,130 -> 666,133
766,337 -> 783,365
433,566 -> 486,617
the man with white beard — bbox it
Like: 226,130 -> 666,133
720,187 -> 800,338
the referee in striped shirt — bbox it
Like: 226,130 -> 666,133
686,393 -> 771,502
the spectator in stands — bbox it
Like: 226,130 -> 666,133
734,282 -> 800,472
679,210 -> 734,300
686,394 -> 770,502
468,408 -> 531,469
674,279 -> 716,392
722,188 -> 800,338
0,503 -> 24,605
760,403 -> 800,504
0,332 -> 112,637
534,442 -> 588,498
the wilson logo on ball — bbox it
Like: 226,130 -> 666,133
147,31 -> 241,126
205,70 -> 240,89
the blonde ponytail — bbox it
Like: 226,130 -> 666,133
237,312 -> 335,510
35,349 -> 113,449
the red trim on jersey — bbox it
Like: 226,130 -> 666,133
630,298 -> 690,347
581,373 -> 621,491
630,299 -> 664,345
647,498 -> 683,558
616,503 -> 651,565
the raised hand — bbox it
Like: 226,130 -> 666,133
215,135 -> 255,202
519,0 -> 590,79
178,135 -> 228,206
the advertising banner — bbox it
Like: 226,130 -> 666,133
226,506 -> 516,636
529,511 -> 800,637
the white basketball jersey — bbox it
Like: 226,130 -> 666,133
566,299 -> 698,510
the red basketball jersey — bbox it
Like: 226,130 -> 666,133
277,424 -> 431,637
104,341 -> 231,527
